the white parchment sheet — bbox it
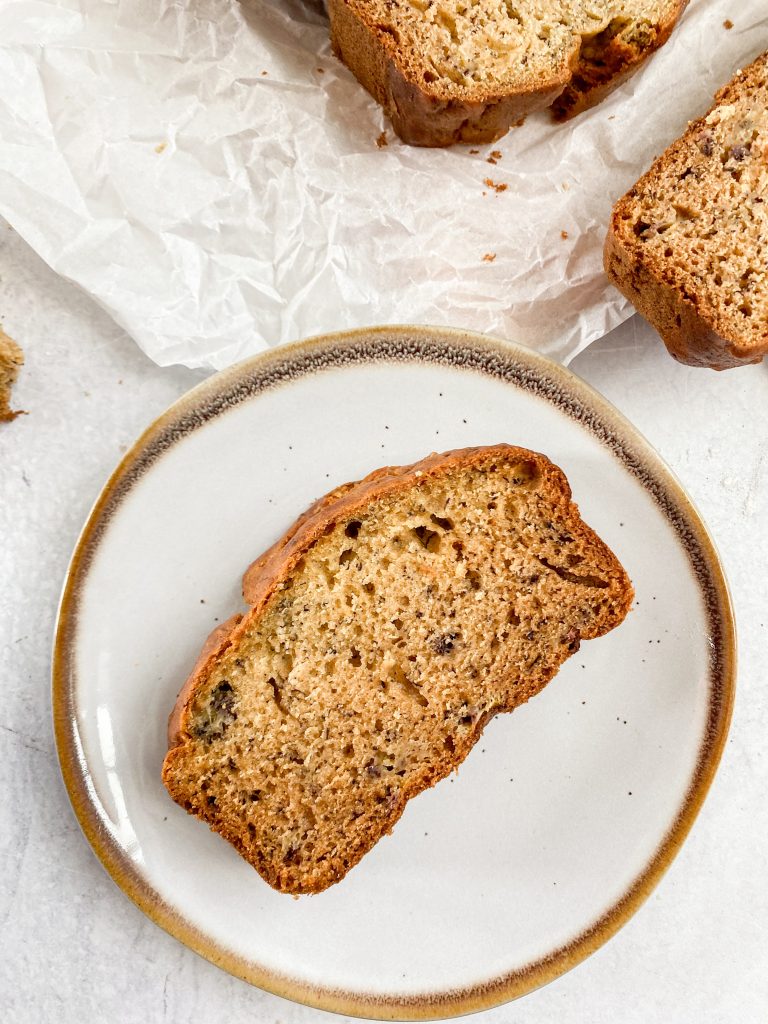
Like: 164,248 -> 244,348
0,0 -> 765,369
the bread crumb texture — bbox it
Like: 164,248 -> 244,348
163,446 -> 632,894
328,1 -> 687,145
0,328 -> 24,422
606,51 -> 768,369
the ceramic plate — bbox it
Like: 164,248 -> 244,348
54,327 -> 735,1020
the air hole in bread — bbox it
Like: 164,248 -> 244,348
412,525 -> 441,551
430,514 -> 454,531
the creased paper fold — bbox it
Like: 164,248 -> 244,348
0,0 -> 765,369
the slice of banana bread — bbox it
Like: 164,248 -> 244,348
328,0 -> 687,146
163,445 -> 632,894
0,329 -> 24,423
605,51 -> 768,370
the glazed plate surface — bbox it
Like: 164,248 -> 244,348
54,327 -> 734,1019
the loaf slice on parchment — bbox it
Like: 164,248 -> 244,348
162,445 -> 632,894
605,51 -> 768,370
328,0 -> 688,146
0,329 -> 24,422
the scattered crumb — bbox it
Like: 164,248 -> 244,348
561,230 -> 569,240
487,155 -> 498,165
561,181 -> 570,191
723,19 -> 733,29
261,70 -> 268,76
482,190 -> 487,196
317,67 -> 325,73
608,115 -> 616,121
0,328 -> 25,422
490,149 -> 502,160
375,131 -> 388,149
154,141 -> 167,154
469,148 -> 479,155
482,252 -> 496,263
484,178 -> 508,194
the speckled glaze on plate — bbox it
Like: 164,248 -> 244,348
53,327 -> 735,1020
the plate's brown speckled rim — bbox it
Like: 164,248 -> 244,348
53,326 -> 735,1022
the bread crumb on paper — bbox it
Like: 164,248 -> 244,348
482,253 -> 496,262
723,19 -> 733,29
483,178 -> 507,194
375,131 -> 388,149
561,230 -> 569,240
154,142 -> 166,154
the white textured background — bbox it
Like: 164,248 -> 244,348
1,220 -> 767,1022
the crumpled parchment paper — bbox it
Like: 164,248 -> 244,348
0,0 -> 765,369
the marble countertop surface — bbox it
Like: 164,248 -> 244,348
1,221 -> 766,1024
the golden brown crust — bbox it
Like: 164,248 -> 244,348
329,0 -> 688,146
604,52 -> 768,370
0,328 -> 25,423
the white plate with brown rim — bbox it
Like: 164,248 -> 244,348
54,326 -> 735,1020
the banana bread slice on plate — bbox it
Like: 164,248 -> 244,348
163,444 -> 632,895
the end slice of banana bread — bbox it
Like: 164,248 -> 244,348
0,329 -> 24,422
162,445 -> 632,894
328,0 -> 687,146
605,51 -> 768,370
